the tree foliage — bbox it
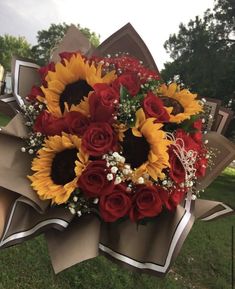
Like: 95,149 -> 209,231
161,0 -> 235,108
0,35 -> 32,71
32,23 -> 100,66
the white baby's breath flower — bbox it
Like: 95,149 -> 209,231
122,168 -> 130,175
124,164 -> 131,170
93,198 -> 99,204
112,152 -> 119,158
114,176 -> 122,185
137,177 -> 144,184
107,173 -> 114,181
69,207 -> 76,215
117,156 -> 125,163
111,166 -> 118,174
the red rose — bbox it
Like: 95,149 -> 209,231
191,131 -> 202,144
99,184 -> 131,222
158,185 -> 187,211
64,111 -> 90,137
169,129 -> 207,184
34,111 -> 68,136
191,120 -> 203,144
130,185 -> 163,221
78,160 -> 114,198
175,129 -> 200,152
89,83 -> 119,122
193,119 -> 202,130
143,91 -> 170,122
82,122 -> 118,156
168,188 -> 187,210
27,86 -> 44,102
169,147 -> 186,184
39,62 -> 55,87
113,72 -> 140,96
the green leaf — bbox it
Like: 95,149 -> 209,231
180,114 -> 200,132
120,85 -> 129,102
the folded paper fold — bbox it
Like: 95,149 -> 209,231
46,215 -> 100,274
92,23 -> 159,73
51,25 -> 94,63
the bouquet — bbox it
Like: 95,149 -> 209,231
0,24 -> 234,275
24,51 -> 207,222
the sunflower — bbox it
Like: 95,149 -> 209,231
38,53 -> 117,117
28,133 -> 89,204
158,83 -> 203,123
122,109 -> 171,181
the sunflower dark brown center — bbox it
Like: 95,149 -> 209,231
59,80 -> 93,113
51,148 -> 78,185
122,129 -> 150,169
160,96 -> 184,115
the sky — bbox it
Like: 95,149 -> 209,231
0,0 -> 215,70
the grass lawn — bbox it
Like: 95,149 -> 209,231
0,114 -> 234,289
0,113 -> 11,127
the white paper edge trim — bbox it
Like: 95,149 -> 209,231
14,60 -> 40,107
99,194 -> 192,273
216,110 -> 229,134
0,218 -> 68,247
0,200 -> 18,244
201,203 -> 233,221
0,96 -> 16,103
0,199 -> 68,247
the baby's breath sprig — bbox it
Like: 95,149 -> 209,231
21,131 -> 44,155
205,147 -> 219,170
66,189 -> 93,217
103,151 -> 129,185
103,151 -> 154,187
140,79 -> 161,94
117,79 -> 162,128
21,102 -> 45,128
117,86 -> 143,127
20,102 -> 45,155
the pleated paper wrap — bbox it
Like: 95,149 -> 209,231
0,24 -> 234,276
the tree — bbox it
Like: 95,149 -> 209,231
0,35 -> 32,71
32,23 -> 100,66
161,0 -> 235,109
